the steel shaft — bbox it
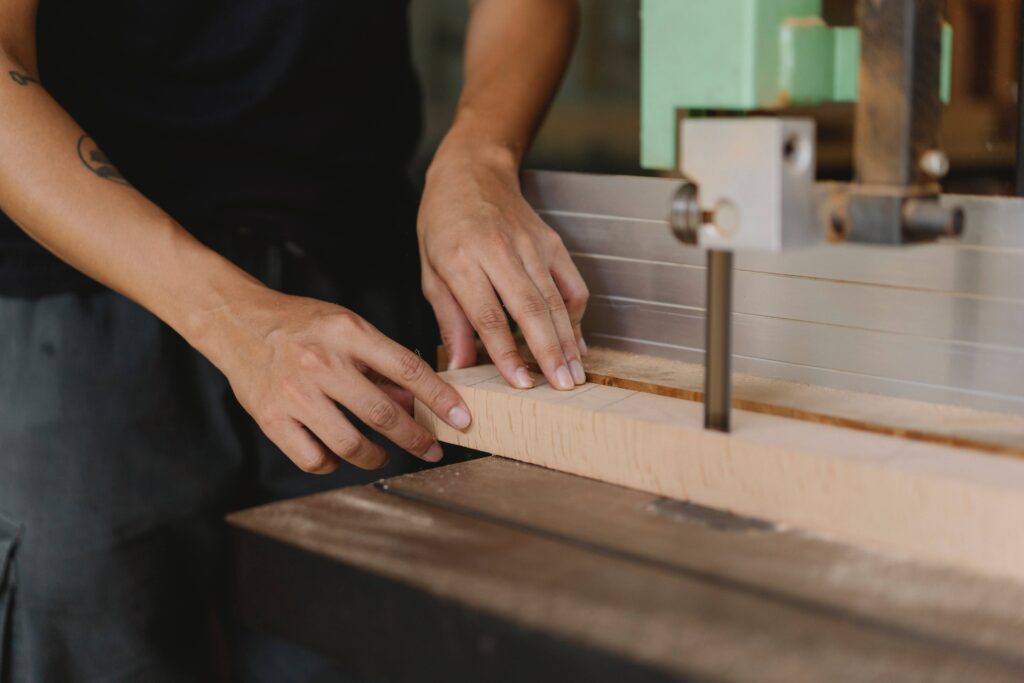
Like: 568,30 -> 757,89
704,250 -> 733,432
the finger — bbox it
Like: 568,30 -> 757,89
331,371 -> 445,463
300,396 -> 390,471
358,331 -> 474,430
423,272 -> 477,371
481,256 -> 575,391
374,375 -> 414,415
260,417 -> 340,475
444,267 -> 534,390
526,266 -> 586,385
551,252 -> 590,357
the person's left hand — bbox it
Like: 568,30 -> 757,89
418,145 -> 589,391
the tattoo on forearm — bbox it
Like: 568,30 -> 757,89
76,135 -> 129,185
8,70 -> 39,86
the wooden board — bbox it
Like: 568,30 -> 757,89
417,364 -> 1024,583
440,345 -> 1024,456
556,347 -> 1024,456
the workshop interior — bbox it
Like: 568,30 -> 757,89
230,1 -> 1024,680
3,0 -> 1024,681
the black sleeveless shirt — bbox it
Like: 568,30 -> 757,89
0,0 -> 422,296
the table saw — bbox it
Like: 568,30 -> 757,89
228,2 -> 1024,680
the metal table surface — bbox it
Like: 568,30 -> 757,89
229,456 -> 1024,682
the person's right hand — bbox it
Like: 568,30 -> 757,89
203,288 -> 472,474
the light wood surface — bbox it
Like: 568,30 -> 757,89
550,346 -> 1024,457
440,345 -> 1024,456
417,364 -> 1024,583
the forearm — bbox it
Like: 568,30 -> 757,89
0,10 -> 474,474
417,0 -> 587,390
432,0 -> 578,173
0,48 -> 266,363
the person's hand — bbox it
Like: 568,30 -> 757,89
204,289 -> 472,474
418,146 -> 589,391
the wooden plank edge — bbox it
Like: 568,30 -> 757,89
437,343 -> 1024,460
582,369 -> 1024,460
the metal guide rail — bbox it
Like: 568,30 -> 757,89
522,171 -> 1024,414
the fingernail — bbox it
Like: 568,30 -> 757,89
424,442 -> 444,462
447,405 -> 472,430
578,337 -> 589,356
514,367 -> 534,389
555,365 -> 574,390
569,359 -> 586,385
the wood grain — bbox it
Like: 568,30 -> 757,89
440,345 -> 1024,457
523,346 -> 1023,457
230,460 -> 1024,681
417,365 -> 1024,583
382,456 -> 1024,659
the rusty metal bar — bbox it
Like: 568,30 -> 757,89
854,0 -> 945,187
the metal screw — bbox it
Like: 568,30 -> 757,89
919,149 -> 950,180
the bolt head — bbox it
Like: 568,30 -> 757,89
919,149 -> 950,180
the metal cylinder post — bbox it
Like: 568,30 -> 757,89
704,250 -> 733,432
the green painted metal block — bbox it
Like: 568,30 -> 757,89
778,20 -> 837,104
832,26 -> 861,102
641,0 -> 825,169
641,1 -> 955,170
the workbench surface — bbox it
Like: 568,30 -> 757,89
229,456 -> 1024,682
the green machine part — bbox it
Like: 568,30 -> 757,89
641,0 -> 953,170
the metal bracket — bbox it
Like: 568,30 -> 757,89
676,117 -> 821,252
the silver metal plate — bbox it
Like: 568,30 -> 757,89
523,171 -> 1024,413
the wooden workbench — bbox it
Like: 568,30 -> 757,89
229,456 -> 1024,682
